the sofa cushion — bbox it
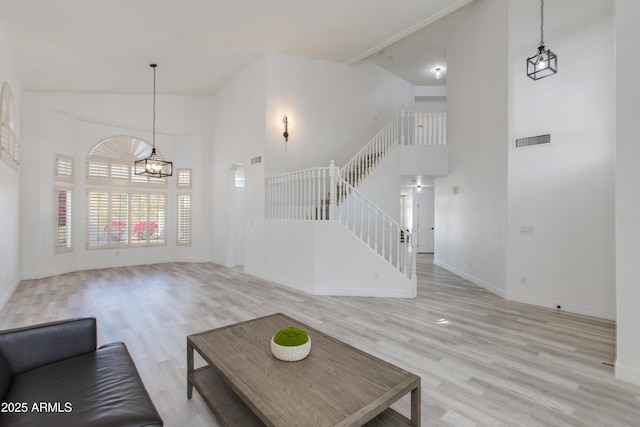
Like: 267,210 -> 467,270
0,342 -> 162,427
0,317 -> 97,376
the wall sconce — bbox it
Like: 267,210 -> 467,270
283,115 -> 289,142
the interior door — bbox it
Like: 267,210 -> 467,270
417,194 -> 434,253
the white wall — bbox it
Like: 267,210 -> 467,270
213,53 -> 415,281
357,149 -> 402,223
615,0 -> 640,386
315,221 -> 415,298
400,145 -> 449,177
415,97 -> 447,110
506,0 -> 615,319
434,0 -> 509,296
264,54 -> 415,175
20,92 -> 214,279
0,22 -> 21,308
210,56 -> 267,269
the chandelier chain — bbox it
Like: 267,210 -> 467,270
540,0 -> 545,46
152,64 -> 156,150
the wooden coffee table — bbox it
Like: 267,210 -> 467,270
187,313 -> 421,426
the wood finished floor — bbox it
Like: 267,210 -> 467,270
1,255 -> 639,426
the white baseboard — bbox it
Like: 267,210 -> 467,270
616,362 -> 640,387
433,259 -> 614,321
505,291 -> 615,321
243,267 -> 315,295
210,256 -> 237,268
315,287 -> 416,298
0,277 -> 22,311
20,257 -> 212,281
433,259 -> 507,298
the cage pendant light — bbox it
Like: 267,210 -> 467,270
527,0 -> 557,80
135,64 -> 173,177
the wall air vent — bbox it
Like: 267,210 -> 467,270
514,133 -> 551,149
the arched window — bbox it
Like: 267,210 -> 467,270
86,136 -> 167,249
87,135 -> 167,186
0,82 -> 19,169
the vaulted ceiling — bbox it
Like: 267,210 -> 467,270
0,0 -> 473,95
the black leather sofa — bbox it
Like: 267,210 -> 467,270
0,318 -> 163,427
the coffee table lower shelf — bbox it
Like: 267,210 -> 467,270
189,366 -> 412,426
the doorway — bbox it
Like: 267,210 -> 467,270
415,188 -> 434,253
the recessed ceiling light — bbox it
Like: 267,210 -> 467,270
432,66 -> 446,79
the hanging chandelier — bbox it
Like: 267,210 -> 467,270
527,0 -> 557,80
135,63 -> 173,177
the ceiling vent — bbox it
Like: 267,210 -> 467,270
514,133 -> 551,149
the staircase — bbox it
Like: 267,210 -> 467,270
265,110 -> 447,295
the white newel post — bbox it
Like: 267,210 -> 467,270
329,160 -> 336,220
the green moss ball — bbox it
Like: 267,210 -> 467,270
273,325 -> 309,346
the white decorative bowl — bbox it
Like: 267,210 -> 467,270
270,336 -> 311,362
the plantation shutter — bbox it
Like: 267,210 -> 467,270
55,155 -> 74,181
55,188 -> 73,251
177,194 -> 192,246
148,194 -> 166,244
87,192 -> 109,247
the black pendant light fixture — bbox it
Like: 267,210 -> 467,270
527,0 -> 557,80
135,64 -> 173,177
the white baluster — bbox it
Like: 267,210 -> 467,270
351,195 -> 356,233
329,161 -> 336,220
388,221 -> 393,263
380,216 -> 385,259
396,224 -> 401,269
366,203 -> 371,246
359,198 -> 364,239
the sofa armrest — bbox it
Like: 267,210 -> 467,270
0,318 -> 97,376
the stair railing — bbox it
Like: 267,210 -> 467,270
334,173 -> 416,282
399,109 -> 448,146
340,116 -> 400,187
340,110 -> 447,188
264,161 -> 416,282
265,109 -> 447,282
265,166 -> 333,220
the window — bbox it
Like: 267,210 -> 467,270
87,191 -> 166,248
177,194 -> 192,246
0,82 -> 19,170
177,168 -> 192,189
86,135 -> 170,250
87,136 -> 167,187
55,188 -> 73,252
55,154 -> 74,182
177,169 -> 192,245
